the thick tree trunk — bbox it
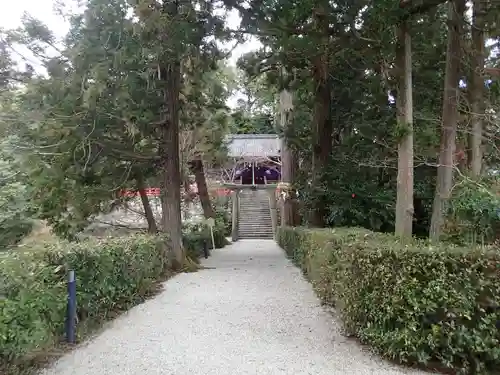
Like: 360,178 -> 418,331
190,159 -> 215,219
281,140 -> 296,226
161,60 -> 185,269
429,0 -> 465,241
468,0 -> 485,177
137,173 -> 158,234
279,87 -> 298,227
395,21 -> 414,239
310,1 -> 332,228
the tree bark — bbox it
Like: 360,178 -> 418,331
161,60 -> 185,269
310,1 -> 333,228
190,159 -> 215,219
136,173 -> 158,234
281,140 -> 295,226
279,86 -> 298,227
182,174 -> 191,221
468,0 -> 485,177
429,0 -> 465,241
395,21 -> 414,239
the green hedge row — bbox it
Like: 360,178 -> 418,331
277,226 -> 500,374
0,226 -> 227,371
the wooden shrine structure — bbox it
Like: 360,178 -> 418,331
218,134 -> 283,240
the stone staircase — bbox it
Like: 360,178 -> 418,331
238,189 -> 274,239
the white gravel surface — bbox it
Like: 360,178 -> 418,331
40,240 -> 429,375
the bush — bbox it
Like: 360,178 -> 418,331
0,222 -> 229,371
277,226 -> 500,374
183,221 -> 228,261
446,177 -> 500,245
214,208 -> 232,237
0,234 -> 167,369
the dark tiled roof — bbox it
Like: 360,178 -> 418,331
225,134 -> 281,158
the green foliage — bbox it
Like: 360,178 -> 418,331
182,221 -> 228,261
213,197 -> 232,236
0,225 -> 228,370
277,226 -> 500,374
0,234 -> 167,368
293,159 -> 435,236
0,145 -> 34,249
0,180 -> 33,249
446,177 -> 500,244
229,111 -> 275,134
0,0 -> 235,244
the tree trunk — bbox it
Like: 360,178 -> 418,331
161,60 -> 184,269
279,86 -> 298,227
310,1 -> 332,227
182,170 -> 192,221
429,0 -> 465,241
395,21 -> 414,239
468,0 -> 485,177
190,159 -> 215,219
137,173 -> 158,234
281,140 -> 295,226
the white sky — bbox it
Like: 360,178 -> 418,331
0,0 -> 261,107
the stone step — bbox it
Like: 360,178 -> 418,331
239,222 -> 271,224
239,222 -> 272,226
239,214 -> 271,217
239,228 -> 273,232
240,209 -> 270,212
240,216 -> 271,219
239,222 -> 271,225
239,234 -> 274,239
240,210 -> 269,212
239,228 -> 272,231
239,232 -> 272,235
239,236 -> 273,238
239,232 -> 274,235
240,217 -> 270,219
239,228 -> 273,231
241,210 -> 269,213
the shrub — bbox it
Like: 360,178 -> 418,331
277,226 -> 500,374
0,234 -> 167,369
214,208 -> 232,237
0,222 -> 229,371
183,221 -> 228,260
446,177 -> 500,245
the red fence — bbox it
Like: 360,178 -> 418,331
119,187 -> 232,197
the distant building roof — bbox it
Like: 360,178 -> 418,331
225,134 -> 281,158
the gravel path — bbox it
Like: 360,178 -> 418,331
40,240 -> 429,375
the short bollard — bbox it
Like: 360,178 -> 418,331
203,240 -> 209,259
65,270 -> 77,344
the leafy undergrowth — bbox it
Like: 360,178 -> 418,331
277,226 -> 500,375
1,224 -> 228,375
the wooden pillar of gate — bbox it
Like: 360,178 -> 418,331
231,190 -> 239,242
268,189 -> 278,239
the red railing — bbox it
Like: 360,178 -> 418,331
119,187 -> 232,197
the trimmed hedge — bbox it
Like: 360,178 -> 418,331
0,235 -> 166,369
277,226 -> 500,374
0,227 -> 227,371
